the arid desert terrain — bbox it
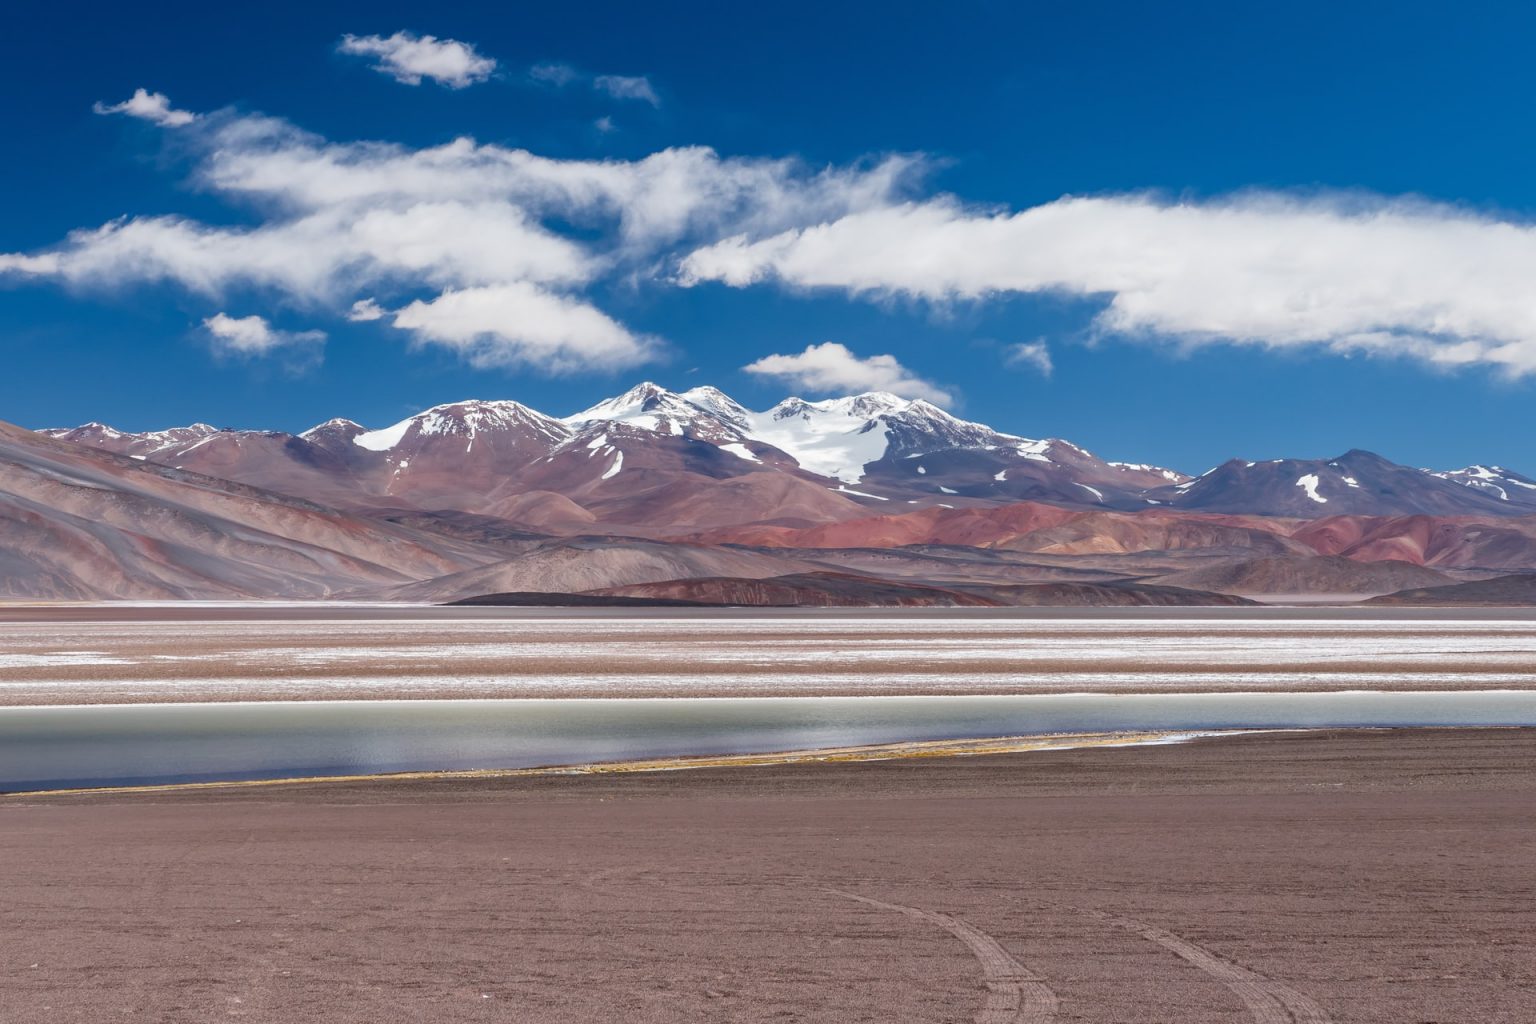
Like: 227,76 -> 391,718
3,729 -> 1533,1023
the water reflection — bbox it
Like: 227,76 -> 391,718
3,690 -> 1534,792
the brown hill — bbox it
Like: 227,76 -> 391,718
0,421 -> 495,600
1291,514 -> 1536,569
690,502 -> 1299,556
380,538 -> 828,603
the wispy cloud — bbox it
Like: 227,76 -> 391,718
530,63 -> 660,107
680,193 -> 1536,377
1005,340 -> 1053,376
93,89 -> 196,127
592,74 -> 659,106
2,101 -> 914,375
337,31 -> 496,88
528,62 -> 579,87
743,342 -> 954,406
47,60 -> 1536,387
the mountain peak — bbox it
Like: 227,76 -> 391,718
353,399 -> 570,453
568,382 -> 683,422
823,392 -> 911,418
300,417 -> 363,440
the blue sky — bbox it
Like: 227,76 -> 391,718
4,0 -> 1536,474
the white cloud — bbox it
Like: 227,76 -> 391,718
338,32 -> 496,88
347,298 -> 386,321
594,116 -> 616,134
1005,340 -> 1053,376
593,74 -> 659,106
2,201 -> 590,301
0,253 -> 61,274
203,313 -> 325,356
743,342 -> 953,406
680,193 -> 1536,376
0,106 -> 920,375
391,283 -> 656,373
92,89 -> 196,127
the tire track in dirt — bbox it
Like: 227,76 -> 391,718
1084,909 -> 1330,1024
828,889 -> 1057,1024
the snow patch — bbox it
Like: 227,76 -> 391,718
601,451 -> 624,480
832,484 -> 889,500
354,417 -> 414,451
1015,440 -> 1053,463
719,442 -> 761,463
749,401 -> 891,483
1297,474 -> 1327,503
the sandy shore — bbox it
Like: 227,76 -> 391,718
3,728 -> 1533,1023
8,607 -> 1536,703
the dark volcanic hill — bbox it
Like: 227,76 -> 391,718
591,571 -> 999,607
1366,573 -> 1536,606
1147,554 -> 1460,598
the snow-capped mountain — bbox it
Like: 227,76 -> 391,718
563,383 -> 753,444
562,384 -> 1190,505
1150,449 -> 1536,517
43,421 -> 219,458
37,383 -> 1536,530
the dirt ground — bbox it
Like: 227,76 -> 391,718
2,728 -> 1533,1023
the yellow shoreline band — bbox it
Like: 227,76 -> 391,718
4,729 -> 1221,799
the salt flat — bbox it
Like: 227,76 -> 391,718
5,607 -> 1536,703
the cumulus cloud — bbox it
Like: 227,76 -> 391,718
680,193 -> 1536,376
1005,340 -> 1053,376
338,31 -> 496,88
203,313 -> 325,356
93,89 -> 196,127
593,74 -> 659,106
391,283 -> 656,372
743,342 -> 954,406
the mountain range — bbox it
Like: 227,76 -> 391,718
8,382 -> 1536,604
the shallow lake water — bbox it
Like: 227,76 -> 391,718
4,690 -> 1535,792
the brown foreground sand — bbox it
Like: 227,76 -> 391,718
3,728 -> 1533,1023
